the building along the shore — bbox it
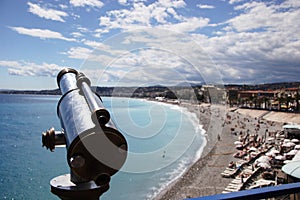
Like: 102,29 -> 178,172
226,87 -> 300,112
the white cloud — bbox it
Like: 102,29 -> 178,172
71,32 -> 84,38
229,0 -> 244,4
59,4 -> 68,9
98,0 -> 209,34
27,2 -> 68,22
158,17 -> 209,33
8,0 -> 299,85
71,13 -> 80,20
65,28 -> 222,86
63,0 -> 300,85
64,47 -> 93,59
281,0 -> 300,8
10,27 -> 76,41
0,61 -> 22,68
70,0 -> 104,8
228,2 -> 274,32
118,0 -> 127,6
83,40 -> 127,55
88,50 -> 199,86
181,0 -> 300,84
77,26 -> 90,33
0,60 -> 65,77
63,46 -> 114,66
227,1 -> 300,32
93,28 -> 109,38
197,4 -> 215,9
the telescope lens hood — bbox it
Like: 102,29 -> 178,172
57,68 -> 78,88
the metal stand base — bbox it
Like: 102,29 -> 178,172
50,174 -> 109,200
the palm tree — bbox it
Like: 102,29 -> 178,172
296,89 -> 300,112
263,97 -> 269,109
277,96 -> 284,111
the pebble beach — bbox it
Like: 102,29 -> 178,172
156,103 -> 300,200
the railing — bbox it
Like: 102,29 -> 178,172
187,182 -> 300,200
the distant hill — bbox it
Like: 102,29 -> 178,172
0,89 -> 61,95
225,82 -> 300,91
1,82 -> 299,97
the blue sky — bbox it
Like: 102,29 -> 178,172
0,0 -> 299,89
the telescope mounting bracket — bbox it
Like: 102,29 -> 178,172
50,174 -> 109,200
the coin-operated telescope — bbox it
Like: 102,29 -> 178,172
42,68 -> 128,200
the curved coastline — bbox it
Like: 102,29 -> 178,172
142,99 -> 208,200
154,102 -> 289,200
153,102 -> 225,200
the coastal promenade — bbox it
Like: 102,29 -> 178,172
156,104 -> 300,200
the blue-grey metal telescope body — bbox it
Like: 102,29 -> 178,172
42,68 -> 127,200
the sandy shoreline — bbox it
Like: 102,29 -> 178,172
155,103 -> 298,200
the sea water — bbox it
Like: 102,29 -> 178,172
0,94 -> 206,200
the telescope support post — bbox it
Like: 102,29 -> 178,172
50,174 -> 109,200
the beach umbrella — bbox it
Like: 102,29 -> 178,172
283,142 -> 296,147
275,155 -> 286,160
249,147 -> 258,152
258,162 -> 271,169
287,150 -> 298,156
234,141 -> 242,145
257,156 -> 270,163
250,151 -> 258,157
270,149 -> 280,154
284,160 -> 293,164
292,139 -> 300,143
284,139 -> 291,143
279,134 -> 286,138
295,145 -> 300,150
266,152 -> 276,157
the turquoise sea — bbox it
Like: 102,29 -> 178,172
0,94 -> 206,200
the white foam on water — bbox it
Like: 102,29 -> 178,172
142,101 -> 207,200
